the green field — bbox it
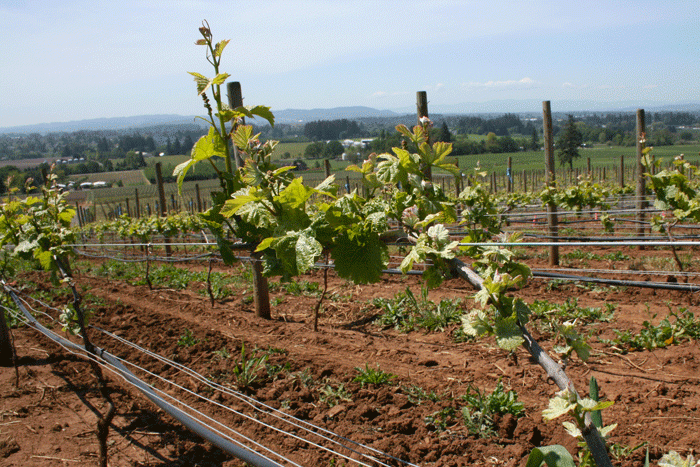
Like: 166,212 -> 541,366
453,143 -> 700,174
68,170 -> 149,186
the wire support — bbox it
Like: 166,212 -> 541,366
531,271 -> 700,292
532,267 -> 700,278
3,287 -> 296,467
93,325 -> 419,467
5,285 -> 418,467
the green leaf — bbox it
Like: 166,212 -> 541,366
275,178 -> 313,209
188,71 -> 210,94
461,309 -> 491,336
525,445 -> 576,467
213,39 -> 230,57
212,72 -> 230,86
295,231 -> 322,273
331,231 -> 387,284
589,376 -> 603,429
542,397 -> 577,421
494,315 -> 524,351
579,399 -> 614,412
247,105 -> 275,127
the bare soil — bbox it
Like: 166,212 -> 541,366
1,245 -> 699,466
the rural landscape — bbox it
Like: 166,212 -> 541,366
2,18 -> 700,467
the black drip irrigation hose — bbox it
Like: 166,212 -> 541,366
523,233 -> 700,242
532,271 -> 700,292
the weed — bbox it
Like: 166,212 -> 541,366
242,295 -> 254,305
603,251 -> 631,261
424,407 -> 457,433
271,297 -> 284,306
461,381 -> 524,438
319,380 -> 353,407
232,342 -> 268,388
373,286 -> 463,333
292,368 -> 316,388
177,328 -> 199,347
353,364 -> 396,387
213,347 -> 231,360
603,308 -> 700,353
402,384 -> 442,405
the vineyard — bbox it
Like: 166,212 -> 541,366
1,24 -> 700,467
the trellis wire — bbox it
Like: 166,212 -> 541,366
5,288 -> 421,467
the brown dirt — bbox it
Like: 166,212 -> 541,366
1,245 -> 699,466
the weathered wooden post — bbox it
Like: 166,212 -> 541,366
135,188 -> 141,219
416,91 -> 432,181
507,156 -> 513,193
619,155 -> 624,188
324,159 -> 331,178
227,81 -> 245,169
155,162 -> 172,256
0,307 -> 13,367
636,109 -> 647,240
587,157 -> 591,177
523,169 -> 528,193
543,101 -> 559,266
454,159 -> 461,197
195,183 -> 202,212
75,202 -> 84,228
125,198 -> 131,218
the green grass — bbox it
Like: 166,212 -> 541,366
453,143 -> 700,175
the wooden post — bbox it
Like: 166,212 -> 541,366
587,157 -> 591,177
135,189 -> 141,218
195,183 -> 202,212
543,101 -> 559,266
507,156 -> 513,192
170,193 -> 177,212
523,169 -> 528,193
636,109 -> 647,240
0,306 -> 13,367
227,81 -> 245,169
324,159 -> 331,178
125,198 -> 131,218
619,155 -> 624,187
454,159 -> 461,197
155,162 -> 171,256
251,253 -> 271,320
416,91 -> 432,180
75,202 -> 84,228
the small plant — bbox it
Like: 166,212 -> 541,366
401,384 -> 442,405
353,364 -> 396,387
213,347 -> 231,360
659,451 -> 700,467
319,380 -> 352,407
292,368 -> 316,388
373,286 -> 463,333
461,381 -> 525,438
177,328 -> 199,347
424,407 -> 456,433
603,308 -> 700,353
232,342 -> 268,388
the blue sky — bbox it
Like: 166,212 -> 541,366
1,0 -> 698,127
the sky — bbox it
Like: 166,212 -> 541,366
1,0 -> 699,128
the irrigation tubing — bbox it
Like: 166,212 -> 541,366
6,285 -> 420,467
92,325 -> 417,467
4,286 -> 286,467
531,271 -> 700,292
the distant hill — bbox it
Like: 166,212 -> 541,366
2,102 -> 698,134
0,115 -> 206,135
